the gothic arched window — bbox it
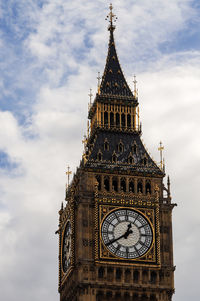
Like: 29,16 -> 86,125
96,175 -> 101,191
125,269 -> 131,282
97,151 -> 102,161
127,114 -> 131,127
146,182 -> 151,194
104,140 -> 109,151
133,270 -> 139,282
104,111 -> 108,126
129,180 -> 134,192
98,267 -> 104,279
121,113 -> 125,127
112,153 -> 117,163
112,177 -> 118,192
132,143 -> 137,153
142,270 -> 148,283
110,112 -> 114,127
118,142 -> 124,153
137,181 -> 143,193
116,268 -> 122,281
116,113 -> 120,127
121,178 -> 126,192
150,271 -> 157,284
104,177 -> 109,191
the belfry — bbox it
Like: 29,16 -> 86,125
58,4 -> 176,301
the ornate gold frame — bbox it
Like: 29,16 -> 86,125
95,199 -> 160,267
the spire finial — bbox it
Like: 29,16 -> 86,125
133,75 -> 137,98
66,165 -> 72,190
97,72 -> 101,94
105,3 -> 117,31
88,88 -> 93,110
88,88 -> 93,103
158,141 -> 164,170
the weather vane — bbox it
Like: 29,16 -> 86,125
105,3 -> 117,29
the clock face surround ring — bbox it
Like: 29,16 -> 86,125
101,208 -> 153,259
62,221 -> 71,273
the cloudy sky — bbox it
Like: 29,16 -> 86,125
0,0 -> 200,300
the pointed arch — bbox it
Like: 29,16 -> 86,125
112,152 -> 117,163
97,150 -> 102,161
118,141 -> 124,152
96,175 -> 101,191
127,114 -> 131,128
110,112 -> 114,126
120,178 -> 126,192
129,179 -> 134,192
146,182 -> 151,194
104,177 -> 109,191
112,177 -> 118,192
121,113 -> 125,127
104,139 -> 109,151
104,111 -> 108,126
116,113 -> 120,127
128,152 -> 134,164
137,181 -> 143,193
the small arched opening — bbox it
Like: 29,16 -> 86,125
129,180 -> 134,192
110,112 -> 114,127
96,176 -> 101,191
121,178 -> 126,192
98,267 -> 104,279
104,111 -> 108,126
133,270 -> 139,283
116,113 -> 120,127
146,182 -> 151,194
127,114 -> 131,128
150,271 -> 157,284
137,181 -> 143,193
121,113 -> 125,127
112,177 -> 118,192
116,268 -> 122,281
125,269 -> 131,282
104,178 -> 109,191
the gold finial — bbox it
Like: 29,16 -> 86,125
66,166 -> 72,190
158,141 -> 164,170
82,134 -> 87,149
105,3 -> 117,30
133,75 -> 137,98
97,72 -> 101,94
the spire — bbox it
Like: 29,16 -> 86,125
100,4 -> 134,98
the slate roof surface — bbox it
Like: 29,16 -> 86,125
86,130 -> 163,176
100,28 -> 134,98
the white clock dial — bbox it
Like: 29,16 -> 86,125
62,221 -> 71,273
101,209 -> 153,259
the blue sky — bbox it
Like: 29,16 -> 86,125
0,1 -> 200,301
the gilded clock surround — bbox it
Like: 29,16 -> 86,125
95,197 -> 161,267
57,4 -> 176,301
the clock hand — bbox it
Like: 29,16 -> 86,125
105,233 -> 126,246
105,223 -> 133,246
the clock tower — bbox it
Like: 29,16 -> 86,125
57,4 -> 176,301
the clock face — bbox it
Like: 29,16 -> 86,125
62,221 -> 71,273
101,208 -> 153,259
